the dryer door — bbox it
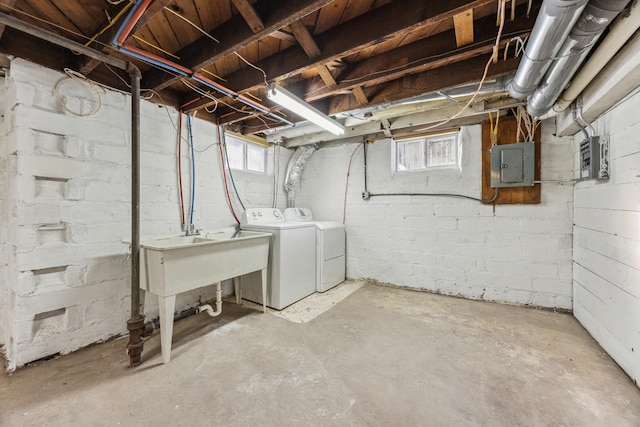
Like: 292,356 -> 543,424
321,227 -> 345,261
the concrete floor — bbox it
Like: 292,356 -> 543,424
2,281 -> 640,426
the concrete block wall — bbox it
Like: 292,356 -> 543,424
0,59 -> 291,370
296,121 -> 575,309
0,73 -> 9,351
572,88 -> 640,386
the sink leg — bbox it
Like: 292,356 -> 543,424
159,295 -> 176,364
261,268 -> 267,313
234,277 -> 241,305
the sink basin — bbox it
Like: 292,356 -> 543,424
140,229 -> 270,296
138,228 -> 271,363
139,235 -> 217,250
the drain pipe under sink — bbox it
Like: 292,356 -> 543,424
198,282 -> 223,317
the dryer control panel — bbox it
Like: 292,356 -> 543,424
283,207 -> 314,221
241,208 -> 285,225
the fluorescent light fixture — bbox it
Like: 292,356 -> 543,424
265,83 -> 345,135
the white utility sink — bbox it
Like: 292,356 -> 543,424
139,228 -> 270,363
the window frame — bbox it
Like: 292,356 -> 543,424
392,130 -> 460,173
224,131 -> 269,175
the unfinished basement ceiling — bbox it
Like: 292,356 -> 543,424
0,0 -> 543,141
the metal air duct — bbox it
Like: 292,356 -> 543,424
284,145 -> 317,208
527,0 -> 631,116
508,0 -> 589,100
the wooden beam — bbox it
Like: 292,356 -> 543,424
453,9 -> 474,47
352,86 -> 368,105
80,0 -> 173,75
327,54 -> 521,115
302,4 -> 537,102
269,29 -> 296,42
0,0 -> 16,39
143,0 -> 334,91
289,20 -> 321,58
183,0 -> 496,111
316,64 -> 337,87
232,0 -> 265,33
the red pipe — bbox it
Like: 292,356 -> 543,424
123,45 -> 193,75
117,0 -> 153,45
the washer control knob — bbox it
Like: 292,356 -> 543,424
273,210 -> 280,218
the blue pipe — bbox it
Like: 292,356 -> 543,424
112,0 -> 143,46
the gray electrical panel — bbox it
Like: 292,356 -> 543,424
490,142 -> 535,188
580,136 -> 608,180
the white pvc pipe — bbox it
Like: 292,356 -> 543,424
553,1 -> 640,113
198,282 -> 223,317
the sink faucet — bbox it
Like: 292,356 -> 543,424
185,223 -> 200,236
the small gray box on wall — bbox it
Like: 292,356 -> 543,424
490,142 -> 535,188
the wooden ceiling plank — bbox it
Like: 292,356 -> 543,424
144,0 -> 334,91
327,54 -> 520,115
341,0 -> 375,22
303,4 -> 536,102
23,0 -> 84,40
314,0 -> 348,35
165,0 -> 205,46
130,0 -> 176,36
289,20 -> 321,58
198,0 -> 232,32
453,9 -> 474,46
208,0 -> 497,97
231,0 -> 266,33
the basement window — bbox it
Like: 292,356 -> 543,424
225,132 -> 268,174
394,131 -> 459,172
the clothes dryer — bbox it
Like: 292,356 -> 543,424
283,208 -> 346,292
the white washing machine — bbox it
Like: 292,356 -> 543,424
283,208 -> 346,292
240,208 -> 316,309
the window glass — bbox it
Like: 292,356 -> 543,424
226,136 -> 245,170
246,143 -> 266,173
395,132 -> 458,172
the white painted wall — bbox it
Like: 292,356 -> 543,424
296,121 -> 575,309
0,73 -> 8,350
572,88 -> 640,386
0,59 -> 292,370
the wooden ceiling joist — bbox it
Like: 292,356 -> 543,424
183,0 -> 497,112
231,0 -> 265,33
0,0 -> 16,39
143,0 -> 334,91
301,5 -> 536,103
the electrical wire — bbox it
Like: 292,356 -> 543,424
272,142 -> 280,208
162,3 -> 268,85
367,189 -> 500,204
343,142 -> 364,224
220,125 -> 247,210
415,0 -> 509,133
177,111 -> 186,229
216,124 -> 241,224
53,68 -> 105,116
187,114 -> 196,226
85,2 -> 133,47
